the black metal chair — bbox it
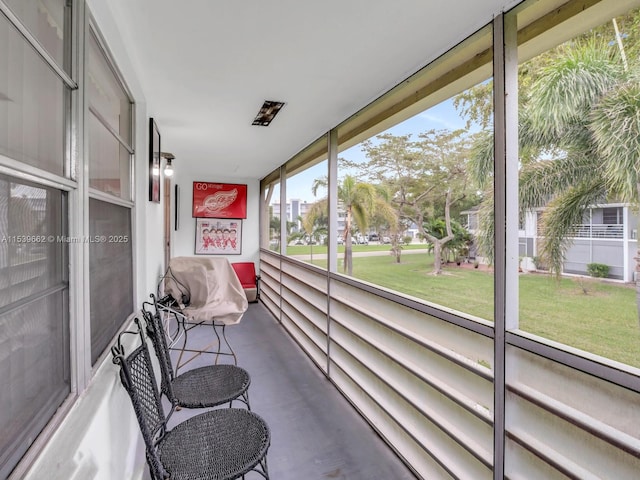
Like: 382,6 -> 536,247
111,318 -> 270,480
141,295 -> 251,410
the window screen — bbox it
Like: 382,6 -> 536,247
0,174 -> 69,478
89,198 -> 133,364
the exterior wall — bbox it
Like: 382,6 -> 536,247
563,239 -> 625,279
472,206 -> 634,280
628,241 -> 638,281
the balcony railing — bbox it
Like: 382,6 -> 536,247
260,250 -> 640,479
537,223 -> 624,239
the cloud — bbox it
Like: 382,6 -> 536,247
417,112 -> 460,130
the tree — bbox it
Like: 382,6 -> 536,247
361,130 -> 474,274
424,218 -> 472,263
468,31 -> 640,321
269,210 -> 297,251
299,211 -> 328,263
311,174 -> 377,276
269,212 -> 281,250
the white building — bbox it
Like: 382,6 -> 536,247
463,203 -> 638,281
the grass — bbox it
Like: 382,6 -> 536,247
303,251 -> 640,368
284,243 -> 428,256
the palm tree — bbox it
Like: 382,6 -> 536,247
471,37 -> 640,319
299,212 -> 328,263
312,175 -> 377,276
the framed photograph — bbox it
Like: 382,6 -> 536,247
149,118 -> 161,203
192,182 -> 247,218
195,218 -> 242,255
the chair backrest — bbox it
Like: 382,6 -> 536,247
142,297 -> 178,404
111,318 -> 169,479
231,262 -> 256,287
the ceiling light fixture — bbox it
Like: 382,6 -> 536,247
161,152 -> 175,177
252,100 -> 285,126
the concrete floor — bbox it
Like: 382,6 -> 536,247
163,302 -> 418,480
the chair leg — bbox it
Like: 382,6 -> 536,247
254,455 -> 269,479
212,323 -> 238,365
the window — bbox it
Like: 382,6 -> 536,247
3,0 -> 69,73
87,29 -> 132,200
87,26 -> 134,364
0,2 -> 72,475
602,207 -> 622,225
0,11 -> 69,176
285,160 -> 328,266
264,181 -> 281,252
0,175 -> 69,478
515,6 -> 640,367
334,25 -> 494,322
88,198 -> 133,364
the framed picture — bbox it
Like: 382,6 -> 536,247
195,218 -> 242,255
192,182 -> 247,218
174,184 -> 180,230
149,118 -> 161,203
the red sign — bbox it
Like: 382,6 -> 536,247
192,182 -> 247,218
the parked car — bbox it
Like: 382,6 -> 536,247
382,236 -> 391,244
356,234 -> 368,245
368,233 -> 380,242
337,236 -> 344,245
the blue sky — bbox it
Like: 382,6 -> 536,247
279,96 -> 476,203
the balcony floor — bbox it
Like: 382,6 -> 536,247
163,302 -> 418,480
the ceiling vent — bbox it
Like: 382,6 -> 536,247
252,100 -> 285,126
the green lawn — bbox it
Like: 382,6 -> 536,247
284,242 -> 428,256
303,251 -> 640,368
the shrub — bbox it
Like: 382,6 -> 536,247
587,263 -> 609,278
532,256 -> 546,270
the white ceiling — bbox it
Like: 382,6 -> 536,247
103,0 -> 521,180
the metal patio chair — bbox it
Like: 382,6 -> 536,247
111,318 -> 270,480
142,296 -> 251,410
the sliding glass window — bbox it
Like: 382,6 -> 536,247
0,3 -> 70,176
2,0 -> 69,72
86,25 -> 134,365
0,2 -> 71,476
87,28 -> 132,200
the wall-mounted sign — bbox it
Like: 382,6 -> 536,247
192,182 -> 247,219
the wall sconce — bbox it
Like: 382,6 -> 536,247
161,152 -> 175,177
